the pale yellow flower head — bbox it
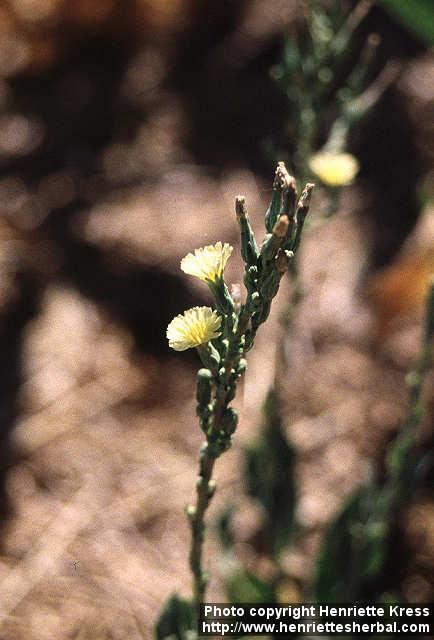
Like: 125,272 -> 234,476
167,306 -> 222,351
181,242 -> 233,283
309,151 -> 359,187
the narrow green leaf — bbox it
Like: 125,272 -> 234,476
265,190 -> 283,233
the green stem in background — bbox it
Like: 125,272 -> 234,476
274,0 -> 396,191
383,279 -> 434,511
372,284 -> 434,588
314,280 -> 434,603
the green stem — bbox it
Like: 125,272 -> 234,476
189,332 -> 246,611
189,451 -> 216,609
382,281 -> 434,511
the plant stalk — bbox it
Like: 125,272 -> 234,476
186,168 -> 314,615
189,331 -> 246,609
189,452 -> 216,608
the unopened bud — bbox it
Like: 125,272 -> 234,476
274,161 -> 292,190
186,505 -> 196,519
207,480 -> 216,498
237,197 -> 259,267
235,196 -> 247,220
251,291 -> 260,306
197,368 -> 212,406
298,183 -> 315,212
237,358 -> 247,375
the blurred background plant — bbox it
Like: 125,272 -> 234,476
216,275 -> 433,608
271,0 -> 376,187
314,280 -> 434,604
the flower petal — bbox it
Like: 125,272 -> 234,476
180,242 -> 233,283
167,306 -> 222,351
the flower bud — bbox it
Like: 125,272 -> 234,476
273,161 -> 292,190
244,264 -> 258,290
196,368 -> 212,406
251,291 -> 260,306
297,182 -> 314,214
207,480 -> 216,498
236,358 -> 247,376
186,505 -> 196,519
236,196 -> 259,267
235,195 -> 247,219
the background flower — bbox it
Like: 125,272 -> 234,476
309,151 -> 359,187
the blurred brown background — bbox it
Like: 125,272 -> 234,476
0,0 -> 432,638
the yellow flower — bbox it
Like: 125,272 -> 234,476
180,242 -> 233,283
166,306 -> 222,351
309,151 -> 359,187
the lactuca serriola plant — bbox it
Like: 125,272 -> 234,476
165,162 -> 315,613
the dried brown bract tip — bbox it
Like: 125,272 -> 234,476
274,161 -> 294,191
235,195 -> 247,220
282,174 -> 298,216
298,183 -> 315,208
